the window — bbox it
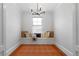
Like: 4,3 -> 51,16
33,18 -> 42,25
32,18 -> 42,33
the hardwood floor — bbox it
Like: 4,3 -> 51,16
10,44 -> 66,56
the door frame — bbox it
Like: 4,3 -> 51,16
2,3 -> 6,56
73,3 -> 78,56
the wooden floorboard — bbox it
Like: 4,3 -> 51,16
10,44 -> 66,56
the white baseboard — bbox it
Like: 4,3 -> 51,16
6,41 -> 21,56
55,43 -> 73,56
21,42 -> 55,45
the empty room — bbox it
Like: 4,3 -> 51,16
0,3 -> 79,56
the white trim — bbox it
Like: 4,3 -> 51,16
55,43 -> 73,56
21,43 -> 55,44
3,3 -> 6,56
6,42 -> 21,56
72,3 -> 77,56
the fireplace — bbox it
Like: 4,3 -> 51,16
35,33 -> 41,38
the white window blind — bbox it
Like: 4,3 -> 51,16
32,18 -> 42,33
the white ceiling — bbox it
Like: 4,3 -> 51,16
18,3 -> 59,12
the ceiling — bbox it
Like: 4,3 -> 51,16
18,3 -> 60,13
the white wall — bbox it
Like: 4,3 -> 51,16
42,12 -> 54,32
21,11 -> 54,33
4,4 -> 21,55
21,38 -> 55,44
54,3 -> 75,55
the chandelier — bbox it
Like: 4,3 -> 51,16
31,3 -> 45,15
